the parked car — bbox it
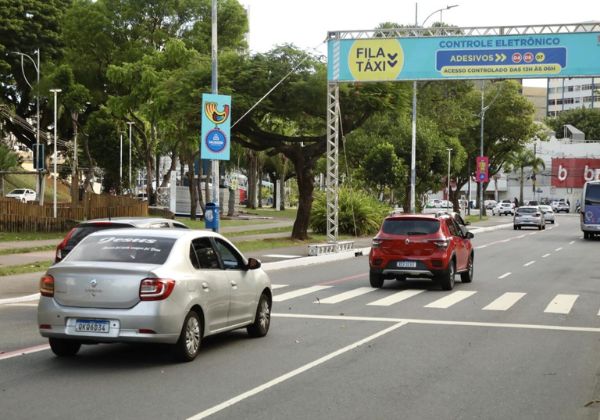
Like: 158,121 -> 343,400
538,205 -> 555,224
54,217 -> 189,262
484,200 -> 497,210
5,188 -> 37,203
513,206 -> 545,230
38,228 -> 272,361
554,201 -> 570,213
492,200 -> 514,216
369,213 -> 474,291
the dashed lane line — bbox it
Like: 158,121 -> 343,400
498,272 -> 512,279
523,260 -> 536,267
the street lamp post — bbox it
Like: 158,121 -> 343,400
447,148 -> 452,211
13,49 -> 42,204
127,122 -> 134,193
119,131 -> 123,192
210,0 -> 220,232
410,4 -> 458,213
50,88 -> 62,218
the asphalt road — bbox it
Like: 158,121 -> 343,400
1,214 -> 599,420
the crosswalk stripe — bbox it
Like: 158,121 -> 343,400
273,286 -> 332,302
271,284 -> 288,290
425,291 -> 477,309
367,289 -> 425,306
544,294 -> 578,314
483,292 -> 526,311
316,287 -> 376,304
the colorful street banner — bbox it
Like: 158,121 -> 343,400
328,32 -> 600,82
201,93 -> 231,161
476,156 -> 489,183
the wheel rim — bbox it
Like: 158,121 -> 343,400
185,316 -> 200,356
257,299 -> 270,330
468,256 -> 473,278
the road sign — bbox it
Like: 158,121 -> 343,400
201,94 -> 231,161
328,32 -> 600,82
33,143 -> 44,170
476,156 -> 489,183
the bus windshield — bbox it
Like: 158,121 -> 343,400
584,184 -> 600,204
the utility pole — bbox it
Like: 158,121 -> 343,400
127,121 -> 134,193
50,88 -> 62,218
211,0 -> 220,231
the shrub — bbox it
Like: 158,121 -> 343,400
310,188 -> 389,236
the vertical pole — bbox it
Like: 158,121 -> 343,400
447,148 -> 452,211
479,83 -> 485,220
211,0 -> 219,232
50,89 -> 61,218
119,132 -> 123,190
128,122 -> 134,192
36,49 -> 42,206
410,4 -> 418,213
326,82 -> 339,243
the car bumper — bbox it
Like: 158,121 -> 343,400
37,297 -> 183,344
581,223 -> 600,232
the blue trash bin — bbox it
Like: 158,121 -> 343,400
204,202 -> 220,231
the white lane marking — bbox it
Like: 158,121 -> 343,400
315,287 -> 375,304
483,292 -> 526,311
367,289 -> 425,306
528,232 -> 537,236
523,260 -> 536,267
0,344 -> 49,361
516,234 -> 527,239
273,286 -> 332,302
475,245 -> 488,249
273,313 -> 600,333
187,321 -> 408,420
498,272 -> 512,279
262,254 -> 302,259
0,293 -> 40,305
542,253 -> 551,258
569,241 -> 575,245
544,294 -> 579,314
425,291 -> 477,309
555,247 -> 563,252
5,303 -> 38,307
499,239 -> 510,243
271,284 -> 288,290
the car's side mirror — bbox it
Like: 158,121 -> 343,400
464,221 -> 471,226
465,231 -> 474,239
246,257 -> 262,270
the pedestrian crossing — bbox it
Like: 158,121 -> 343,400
271,284 -> 599,316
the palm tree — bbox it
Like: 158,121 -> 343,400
504,149 -> 546,204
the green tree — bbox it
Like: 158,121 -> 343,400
0,142 -> 20,170
359,142 -> 405,202
504,148 -> 546,204
545,108 -> 600,140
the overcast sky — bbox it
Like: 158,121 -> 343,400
239,0 -> 600,87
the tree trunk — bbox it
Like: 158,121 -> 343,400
71,111 -> 79,211
197,160 -> 206,214
227,186 -> 235,216
186,156 -> 197,220
519,167 -> 524,204
247,152 -> 257,209
291,158 -> 314,240
279,176 -> 286,210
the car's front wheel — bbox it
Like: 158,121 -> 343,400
173,311 -> 202,362
247,293 -> 271,338
49,338 -> 81,357
369,272 -> 384,288
439,260 -> 455,291
461,254 -> 474,283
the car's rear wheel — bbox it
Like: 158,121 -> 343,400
584,232 -> 591,240
538,224 -> 543,230
369,272 -> 384,288
173,311 -> 202,362
247,293 -> 271,338
49,338 -> 81,357
513,225 -> 517,230
439,260 -> 455,291
461,254 -> 474,283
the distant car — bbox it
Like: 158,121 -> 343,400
369,213 -> 474,291
514,206 -> 545,230
554,202 -> 570,213
54,217 -> 189,262
525,200 -> 539,206
539,205 -> 555,224
6,188 -> 37,203
493,201 -> 514,216
484,200 -> 497,210
38,228 -> 271,361
136,193 -> 148,201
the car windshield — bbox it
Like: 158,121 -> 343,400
10,189 -> 25,194
67,234 -> 176,264
585,184 -> 600,204
382,218 -> 440,235
517,208 -> 537,214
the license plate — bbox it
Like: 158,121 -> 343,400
75,319 -> 110,333
397,261 -> 417,268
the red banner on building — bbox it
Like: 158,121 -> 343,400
551,158 -> 600,188
475,156 -> 489,183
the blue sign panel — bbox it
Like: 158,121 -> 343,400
201,93 -> 231,161
328,33 -> 600,82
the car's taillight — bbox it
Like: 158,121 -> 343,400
40,275 -> 55,297
55,227 -> 76,262
371,238 -> 383,248
139,278 -> 176,301
432,239 -> 450,249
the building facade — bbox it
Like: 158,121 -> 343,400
547,77 -> 600,116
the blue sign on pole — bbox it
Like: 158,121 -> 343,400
328,32 -> 600,82
201,94 -> 231,161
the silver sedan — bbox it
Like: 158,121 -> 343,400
539,205 -> 555,224
38,228 -> 272,362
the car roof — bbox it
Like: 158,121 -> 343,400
86,227 -> 217,240
386,213 -> 446,221
517,206 -> 539,209
78,217 -> 177,226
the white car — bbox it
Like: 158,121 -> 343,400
492,201 -> 514,216
6,188 -> 37,203
539,205 -> 555,224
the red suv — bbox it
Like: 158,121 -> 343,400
369,213 -> 474,290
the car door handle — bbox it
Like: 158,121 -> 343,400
201,282 -> 209,290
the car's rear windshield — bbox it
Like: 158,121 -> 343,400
66,235 -> 176,264
11,189 -> 25,194
67,223 -> 134,248
517,208 -> 537,214
382,219 -> 440,235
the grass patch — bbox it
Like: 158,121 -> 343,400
239,207 -> 297,220
226,226 -> 291,238
0,232 -> 65,242
5,173 -> 71,202
0,245 -> 56,256
465,215 -> 488,224
0,260 -> 52,277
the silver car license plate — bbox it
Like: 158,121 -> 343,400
75,319 -> 110,333
397,261 -> 417,268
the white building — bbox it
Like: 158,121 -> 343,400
547,77 -> 600,116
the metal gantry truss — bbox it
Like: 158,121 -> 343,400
325,22 -> 600,245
